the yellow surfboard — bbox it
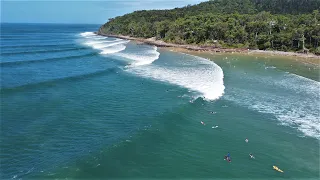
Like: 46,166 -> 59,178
273,166 -> 284,173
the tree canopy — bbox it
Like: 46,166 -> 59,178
99,0 -> 320,54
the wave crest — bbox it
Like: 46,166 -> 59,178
100,44 -> 126,55
80,32 -> 95,37
126,53 -> 225,101
79,32 -> 224,101
80,32 -> 128,54
116,47 -> 160,66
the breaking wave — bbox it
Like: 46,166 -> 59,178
80,32 -> 128,55
116,46 -> 160,66
79,32 -> 225,101
100,44 -> 126,55
225,72 -> 320,139
80,32 -> 95,37
126,53 -> 225,101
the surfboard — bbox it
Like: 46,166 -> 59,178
224,156 -> 231,162
273,166 -> 284,173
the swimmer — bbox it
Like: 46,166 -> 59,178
245,138 -> 248,143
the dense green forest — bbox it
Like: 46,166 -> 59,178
99,0 -> 320,54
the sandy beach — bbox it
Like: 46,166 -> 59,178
166,47 -> 320,67
96,33 -> 320,60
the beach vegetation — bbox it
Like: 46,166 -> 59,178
99,0 -> 320,54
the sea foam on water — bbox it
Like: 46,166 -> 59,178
80,32 -> 225,101
225,71 -> 320,139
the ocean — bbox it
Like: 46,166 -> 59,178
1,23 -> 319,179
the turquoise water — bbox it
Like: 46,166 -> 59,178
1,24 -> 319,179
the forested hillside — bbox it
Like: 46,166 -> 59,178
99,0 -> 320,54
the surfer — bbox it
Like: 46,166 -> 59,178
273,166 -> 284,173
245,138 -> 248,143
201,121 -> 205,125
249,153 -> 255,159
224,152 -> 231,162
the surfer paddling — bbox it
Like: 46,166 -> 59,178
249,153 -> 255,159
224,152 -> 231,162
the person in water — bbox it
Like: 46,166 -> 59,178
245,138 -> 249,143
225,152 -> 231,161
249,153 -> 255,159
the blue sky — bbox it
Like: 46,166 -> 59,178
2,0 -> 204,24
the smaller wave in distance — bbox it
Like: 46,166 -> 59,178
80,32 -> 128,55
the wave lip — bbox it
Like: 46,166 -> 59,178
90,40 -> 130,50
79,32 -> 158,66
116,46 -> 160,66
80,32 -> 95,37
80,32 -> 129,55
79,32 -> 224,100
126,54 -> 225,101
100,44 -> 126,54
84,39 -> 122,45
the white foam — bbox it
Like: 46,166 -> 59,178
225,72 -> 320,139
79,32 -> 224,101
89,40 -> 129,50
115,46 -> 160,66
80,32 -> 95,37
85,39 -> 122,45
86,36 -> 107,40
265,66 -> 276,69
126,54 -> 225,101
284,73 -> 320,96
80,31 -> 129,55
100,44 -> 126,54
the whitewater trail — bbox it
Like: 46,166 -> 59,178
126,54 -> 225,101
80,32 -> 225,101
225,71 -> 320,140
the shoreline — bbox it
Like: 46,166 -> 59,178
165,47 -> 320,67
96,32 -> 320,59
